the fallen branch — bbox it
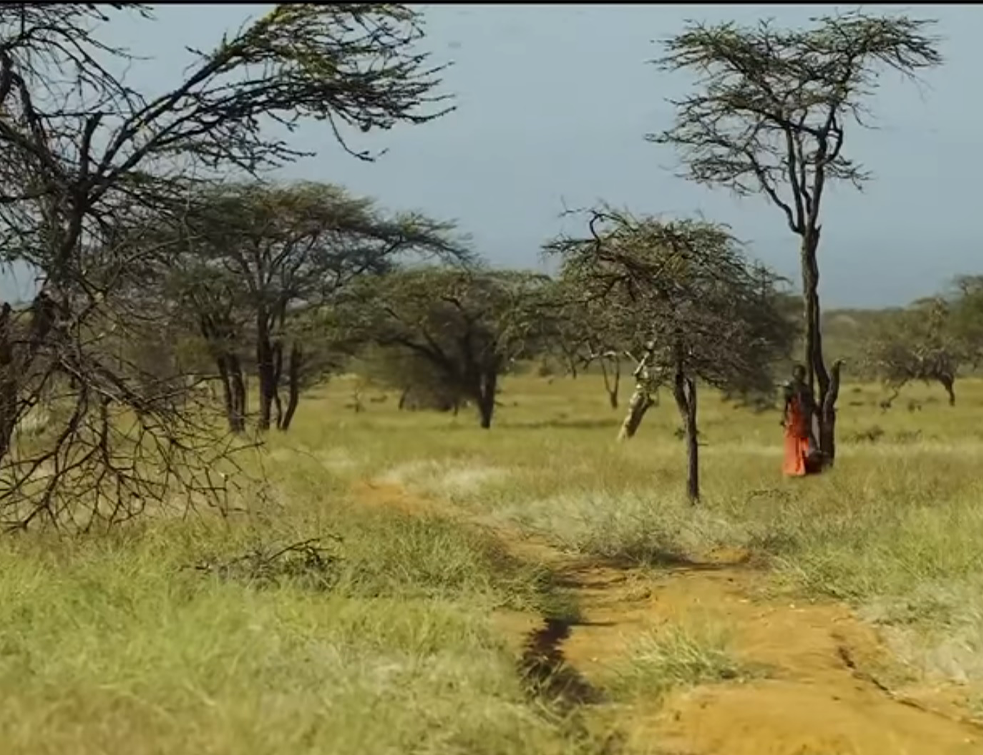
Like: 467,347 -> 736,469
184,536 -> 342,590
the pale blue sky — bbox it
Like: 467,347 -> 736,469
6,4 -> 978,307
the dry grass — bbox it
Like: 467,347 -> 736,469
603,618 -> 760,702
1,368 -> 983,753
291,372 -> 983,689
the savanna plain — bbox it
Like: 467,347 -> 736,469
3,369 -> 983,755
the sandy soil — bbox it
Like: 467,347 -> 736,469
353,480 -> 983,755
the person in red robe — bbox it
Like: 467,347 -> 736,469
782,365 -> 820,477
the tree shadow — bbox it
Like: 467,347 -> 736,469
518,617 -> 607,710
565,548 -> 755,575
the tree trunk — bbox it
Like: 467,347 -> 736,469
476,371 -> 498,429
398,389 -> 409,410
272,391 -> 283,429
215,353 -> 246,433
0,304 -> 19,459
228,354 -> 247,432
600,356 -> 621,410
800,229 -> 839,468
215,355 -> 237,432
672,370 -> 699,504
199,313 -> 245,433
272,340 -> 284,429
618,344 -> 658,441
939,374 -> 956,406
617,388 -> 652,441
255,314 -> 276,431
228,354 -> 249,430
280,342 -> 303,431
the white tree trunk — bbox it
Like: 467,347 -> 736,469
616,342 -> 661,442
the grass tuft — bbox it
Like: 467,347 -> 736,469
604,619 -> 760,701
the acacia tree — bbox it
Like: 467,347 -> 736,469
650,11 -> 943,466
161,264 -> 252,433
164,181 -> 463,433
347,267 -> 554,429
0,3 -> 453,527
866,296 -> 963,407
547,208 -> 795,502
354,344 -> 467,413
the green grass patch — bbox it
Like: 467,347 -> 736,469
0,496 -> 588,755
7,371 -> 983,751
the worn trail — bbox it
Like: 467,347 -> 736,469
352,480 -> 982,755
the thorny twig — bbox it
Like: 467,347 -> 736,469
184,535 -> 343,589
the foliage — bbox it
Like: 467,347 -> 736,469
948,275 -> 983,366
650,11 -> 942,211
539,279 -> 594,378
545,207 -> 795,500
865,296 -> 967,406
354,344 -> 466,413
540,277 -> 635,409
154,181 -> 464,433
343,267 -> 555,428
650,9 -> 944,464
0,3 -> 454,527
547,209 -> 794,398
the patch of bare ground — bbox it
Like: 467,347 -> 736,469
352,480 -> 982,755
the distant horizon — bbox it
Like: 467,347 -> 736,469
2,4 -> 981,309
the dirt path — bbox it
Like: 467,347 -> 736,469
352,480 -> 983,755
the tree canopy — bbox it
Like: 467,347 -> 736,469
343,267 -> 554,429
154,181 -> 464,433
865,284 -> 983,407
546,207 -> 795,500
650,10 -> 944,466
0,3 -> 454,527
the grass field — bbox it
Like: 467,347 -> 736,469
1,370 -> 982,754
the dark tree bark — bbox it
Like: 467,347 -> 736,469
939,373 -> 956,406
214,356 -> 238,433
599,355 -> 621,409
200,315 -> 246,433
672,369 -> 699,504
211,354 -> 246,433
566,353 -> 579,379
476,370 -> 498,429
228,355 -> 246,431
280,342 -> 303,432
800,228 -> 837,467
271,339 -> 284,429
0,304 -> 20,459
255,312 -> 276,431
0,306 -> 16,426
818,359 -> 842,468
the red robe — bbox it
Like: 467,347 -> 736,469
783,394 -> 814,477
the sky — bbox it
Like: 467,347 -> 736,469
4,4 -> 978,308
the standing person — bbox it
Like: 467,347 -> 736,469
782,364 -> 820,477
